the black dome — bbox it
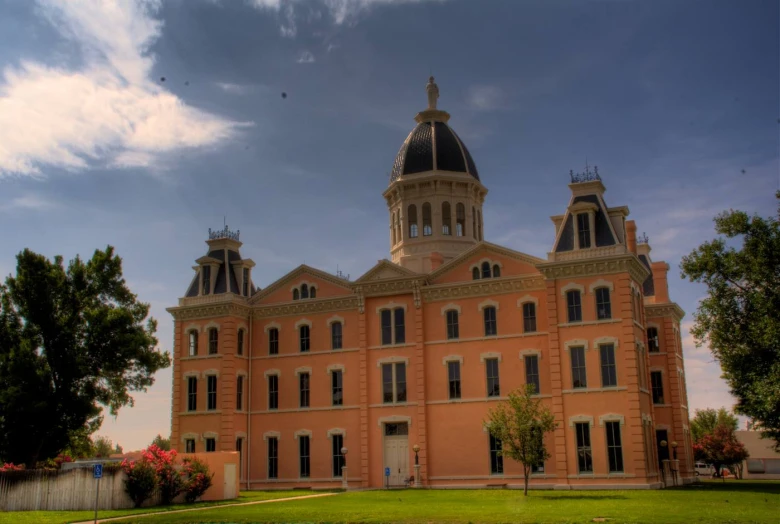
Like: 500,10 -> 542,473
390,121 -> 480,184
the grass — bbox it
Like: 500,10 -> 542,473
107,480 -> 780,524
0,490 -> 322,524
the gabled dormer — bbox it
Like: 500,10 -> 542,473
183,226 -> 257,300
548,167 -> 629,262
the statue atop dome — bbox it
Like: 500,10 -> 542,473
426,76 -> 439,110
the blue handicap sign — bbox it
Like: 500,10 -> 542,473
384,467 -> 390,477
93,464 -> 103,479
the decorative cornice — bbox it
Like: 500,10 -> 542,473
537,254 -> 649,284
421,275 -> 544,303
645,302 -> 685,322
252,297 -> 359,319
357,277 -> 423,298
168,303 -> 251,321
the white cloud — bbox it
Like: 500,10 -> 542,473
467,85 -> 504,111
0,0 -> 248,177
296,50 -> 316,64
0,194 -> 59,212
216,82 -> 253,95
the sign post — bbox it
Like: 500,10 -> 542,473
93,463 -> 103,524
384,467 -> 390,489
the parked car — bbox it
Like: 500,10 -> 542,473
695,462 -> 714,476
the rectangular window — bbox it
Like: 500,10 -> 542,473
486,358 -> 500,397
523,303 -> 537,333
332,370 -> 343,406
185,439 -> 195,453
394,309 -> 405,344
489,434 -> 503,474
531,462 -> 545,474
236,438 -> 243,478
567,291 -> 582,323
205,438 -> 216,452
446,310 -> 459,340
332,434 -> 345,477
268,437 -> 278,479
484,306 -> 497,336
202,265 -> 211,295
187,376 -> 197,411
269,328 -> 279,355
382,362 -> 407,403
570,346 -> 587,389
236,375 -> 244,410
595,287 -> 612,320
525,355 -> 540,394
600,344 -> 617,387
299,372 -> 310,408
268,375 -> 279,410
606,421 -> 624,472
647,327 -> 659,352
188,331 -> 198,356
237,329 -> 244,356
381,309 -> 392,345
209,329 -> 218,355
575,422 -> 593,473
207,375 -> 217,410
448,361 -> 461,399
242,268 -> 249,296
331,322 -> 343,350
300,325 -> 310,352
577,213 -> 591,249
651,371 -> 665,404
299,435 -> 310,478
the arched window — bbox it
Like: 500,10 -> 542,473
293,289 -> 300,301
300,325 -> 310,352
472,206 -> 477,239
391,212 -> 396,245
310,287 -> 316,299
481,262 -> 491,279
483,306 -> 497,336
268,328 -> 279,355
567,290 -> 582,323
456,203 -> 465,237
301,284 -> 309,299
492,264 -> 501,278
396,212 -> 402,243
188,331 -> 198,356
422,202 -> 432,236
331,322 -> 343,350
446,310 -> 459,340
595,288 -> 611,320
237,329 -> 244,356
408,204 -> 418,238
208,328 -> 218,355
442,202 -> 451,236
478,210 -> 483,241
472,267 -> 480,280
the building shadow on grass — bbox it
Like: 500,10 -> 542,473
669,481 -> 780,495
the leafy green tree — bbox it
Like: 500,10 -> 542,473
0,246 -> 170,467
681,193 -> 780,449
151,434 -> 172,451
114,443 -> 124,455
485,386 -> 557,495
691,408 -> 740,442
93,436 -> 116,458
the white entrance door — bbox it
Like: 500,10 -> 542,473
384,423 -> 409,486
223,463 -> 237,499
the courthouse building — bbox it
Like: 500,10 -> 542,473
168,78 -> 693,489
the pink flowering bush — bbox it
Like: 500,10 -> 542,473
143,444 -> 184,505
182,457 -> 214,503
0,463 -> 24,472
121,457 -> 157,508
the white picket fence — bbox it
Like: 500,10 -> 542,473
0,467 -> 163,511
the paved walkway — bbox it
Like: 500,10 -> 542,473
73,492 -> 339,523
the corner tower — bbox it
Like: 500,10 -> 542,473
383,77 -> 488,273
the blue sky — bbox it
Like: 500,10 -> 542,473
0,0 -> 777,451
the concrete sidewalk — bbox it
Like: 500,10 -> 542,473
72,492 -> 339,523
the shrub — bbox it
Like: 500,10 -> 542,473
143,444 -> 184,505
0,463 -> 24,472
182,457 -> 214,503
121,458 -> 158,508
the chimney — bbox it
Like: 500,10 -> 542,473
651,261 -> 670,303
429,252 -> 444,271
626,220 -> 637,254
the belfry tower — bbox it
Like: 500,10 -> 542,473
383,77 -> 488,273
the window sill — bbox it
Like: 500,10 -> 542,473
653,403 -> 672,407
181,354 -> 222,361
251,405 -> 360,414
369,402 -> 418,408
368,343 -> 415,350
558,319 -> 622,328
253,348 -> 360,359
179,410 -> 222,416
562,386 -> 627,394
648,351 -> 666,356
425,332 -> 549,345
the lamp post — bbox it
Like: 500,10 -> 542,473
670,441 -> 679,486
340,447 -> 348,490
671,441 -> 678,460
659,440 -> 670,486
412,444 -> 421,488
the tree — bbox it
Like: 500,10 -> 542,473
693,424 -> 749,478
114,443 -> 124,455
151,434 -> 171,451
691,408 -> 739,442
93,436 -> 115,458
0,246 -> 171,467
485,386 -> 557,495
681,193 -> 780,449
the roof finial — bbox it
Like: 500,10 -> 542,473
426,76 -> 439,110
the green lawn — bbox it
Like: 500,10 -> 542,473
108,480 -> 779,524
0,490 -> 321,524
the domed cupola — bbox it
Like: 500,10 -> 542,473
383,77 -> 488,274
